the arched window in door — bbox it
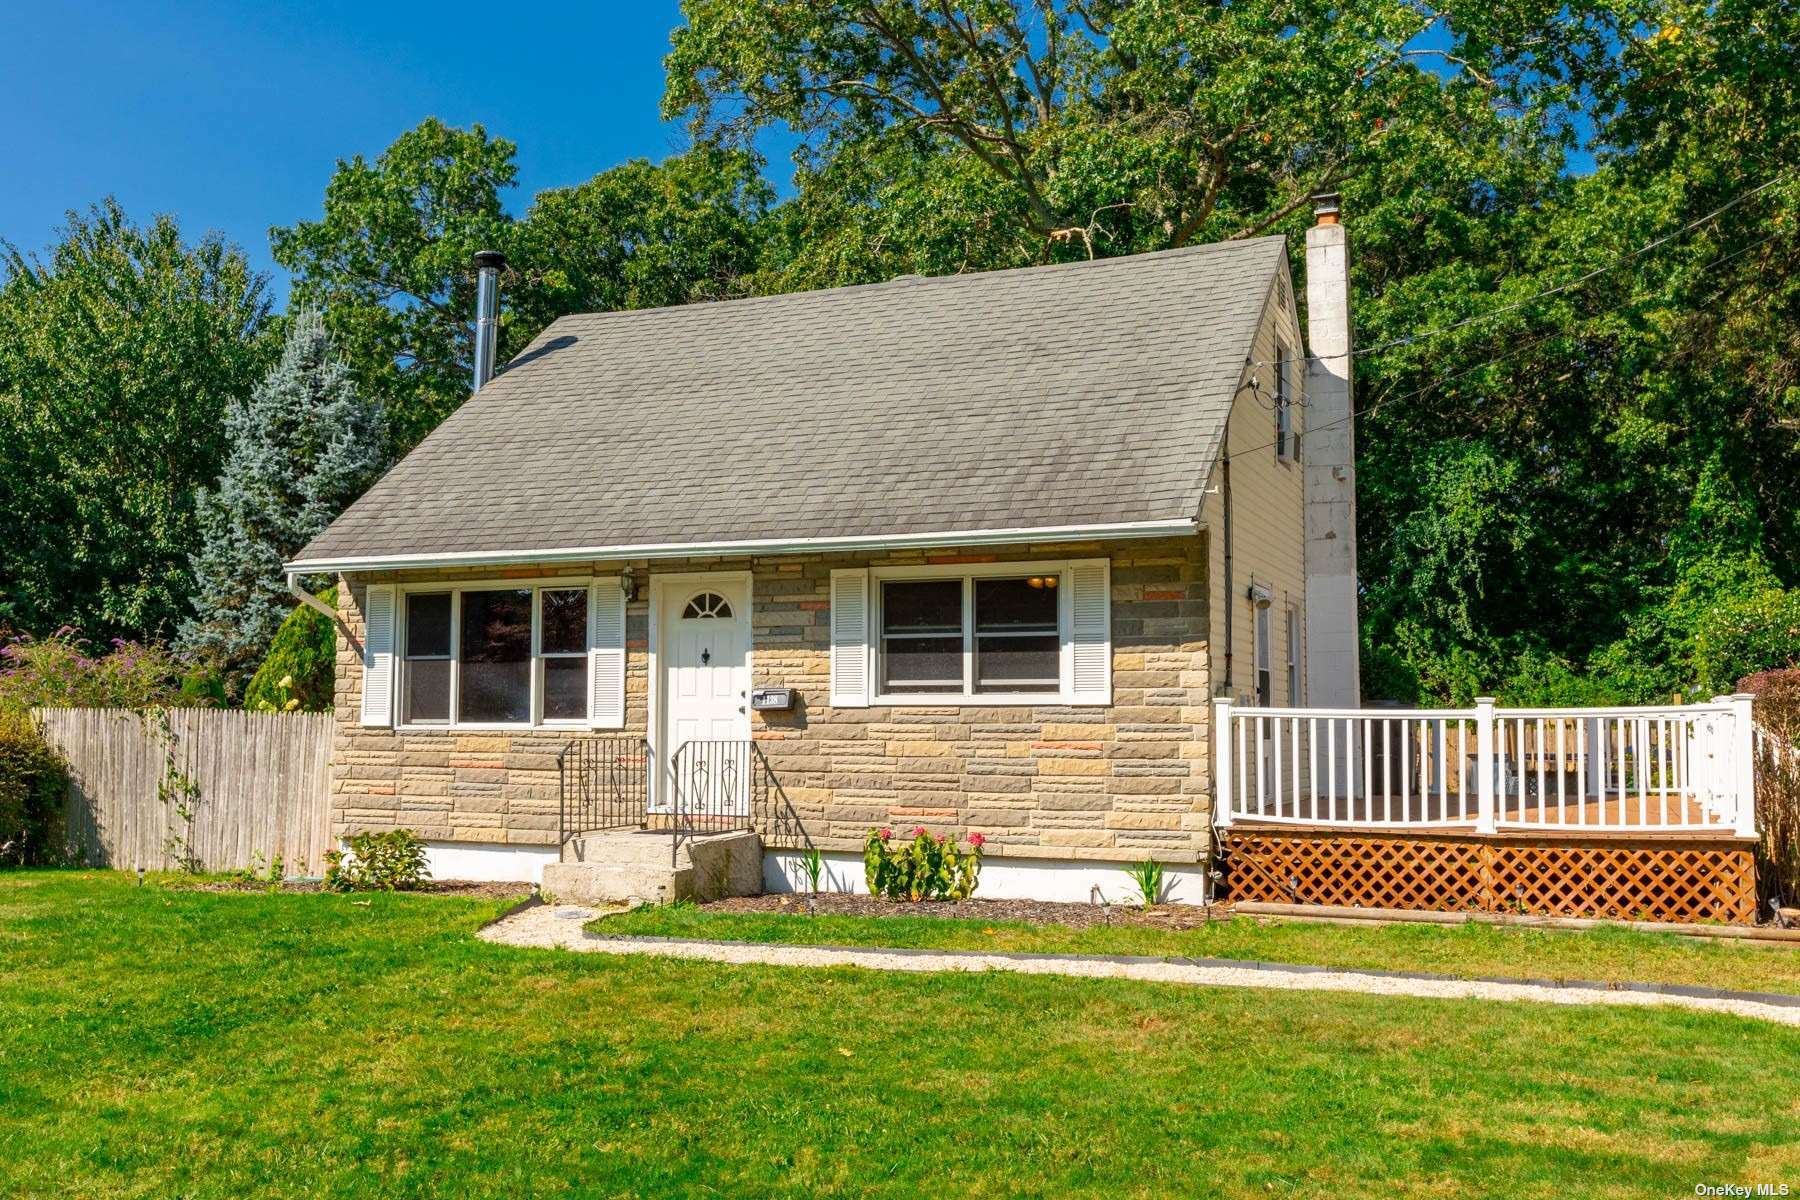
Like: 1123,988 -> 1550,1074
681,592 -> 733,620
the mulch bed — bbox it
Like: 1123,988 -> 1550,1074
183,879 -> 529,900
704,893 -> 1233,930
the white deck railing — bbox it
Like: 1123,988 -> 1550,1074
1213,695 -> 1757,837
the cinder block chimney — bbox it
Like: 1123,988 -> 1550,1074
1303,194 -> 1362,707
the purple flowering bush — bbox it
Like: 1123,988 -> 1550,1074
0,629 -> 185,715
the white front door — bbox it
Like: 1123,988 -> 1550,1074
659,575 -> 752,816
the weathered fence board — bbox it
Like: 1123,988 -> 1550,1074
34,708 -> 333,875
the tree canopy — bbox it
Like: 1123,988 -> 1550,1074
7,1 -> 1796,702
0,200 -> 270,640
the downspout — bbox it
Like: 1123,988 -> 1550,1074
1221,416 -> 1234,697
288,572 -> 361,654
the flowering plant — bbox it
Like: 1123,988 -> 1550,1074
0,629 -> 186,715
863,826 -> 985,901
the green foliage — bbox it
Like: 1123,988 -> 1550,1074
0,631 -> 186,716
666,0 -> 1554,273
862,826 -> 983,901
273,123 -> 769,458
325,829 -> 430,892
177,669 -> 230,709
178,310 -> 382,692
243,587 -> 337,714
0,200 -> 271,640
1696,589 -> 1800,695
0,712 -> 69,866
798,846 -> 825,894
512,146 -> 773,326
272,119 -> 516,456
228,851 -> 286,890
1123,859 -> 1166,911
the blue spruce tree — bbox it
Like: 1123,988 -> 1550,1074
179,309 -> 384,689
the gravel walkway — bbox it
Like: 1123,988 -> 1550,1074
479,903 -> 1800,1027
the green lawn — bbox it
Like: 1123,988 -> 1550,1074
598,903 -> 1800,996
3,871 -> 1798,1198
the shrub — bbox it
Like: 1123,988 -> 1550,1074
863,827 -> 984,901
324,829 -> 430,892
0,711 -> 70,866
1752,679 -> 1800,914
244,588 -> 337,713
0,630 -> 186,715
1696,588 -> 1800,695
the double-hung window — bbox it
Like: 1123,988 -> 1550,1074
870,566 -> 1093,702
1254,601 -> 1273,707
1285,604 -> 1301,704
400,584 -> 591,727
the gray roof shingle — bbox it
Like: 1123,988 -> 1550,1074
291,236 -> 1285,568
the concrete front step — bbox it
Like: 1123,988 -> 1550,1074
542,861 -> 692,906
561,829 -> 694,867
545,830 -> 763,906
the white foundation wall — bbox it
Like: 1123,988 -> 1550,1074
422,841 -> 559,883
764,849 -> 1209,906
413,839 -> 1210,904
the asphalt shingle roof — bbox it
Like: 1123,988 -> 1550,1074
291,236 -> 1286,567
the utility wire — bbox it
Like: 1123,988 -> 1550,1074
1225,224 -> 1795,460
1246,171 -> 1792,372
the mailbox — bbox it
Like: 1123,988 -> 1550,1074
750,687 -> 797,711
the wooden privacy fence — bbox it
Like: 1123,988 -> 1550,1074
34,708 -> 333,875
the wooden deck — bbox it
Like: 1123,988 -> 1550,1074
1233,790 -> 1735,833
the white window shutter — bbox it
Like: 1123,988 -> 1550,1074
829,568 -> 871,708
1067,560 -> 1111,704
589,579 -> 626,728
359,585 -> 396,727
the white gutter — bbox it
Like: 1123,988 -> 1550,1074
283,517 -> 1198,576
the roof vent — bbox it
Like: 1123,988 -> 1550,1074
889,273 -> 924,283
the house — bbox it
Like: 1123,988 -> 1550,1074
287,198 -> 1760,918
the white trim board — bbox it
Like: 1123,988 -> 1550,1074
285,518 -> 1198,574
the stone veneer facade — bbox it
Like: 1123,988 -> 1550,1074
330,535 -> 1214,867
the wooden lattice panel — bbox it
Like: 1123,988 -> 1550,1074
1221,830 -> 1757,925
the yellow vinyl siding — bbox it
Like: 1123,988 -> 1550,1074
1203,272 -> 1308,707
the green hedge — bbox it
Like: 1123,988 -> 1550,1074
244,586 -> 337,713
0,712 -> 70,866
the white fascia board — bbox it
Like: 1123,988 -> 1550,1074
284,518 -> 1198,575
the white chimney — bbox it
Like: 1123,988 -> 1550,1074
471,249 -> 506,393
1303,194 -> 1362,707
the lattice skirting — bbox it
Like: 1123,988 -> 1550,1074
1219,829 -> 1758,924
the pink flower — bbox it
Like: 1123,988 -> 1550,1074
877,827 -> 892,841
911,826 -> 927,838
968,832 -> 986,848
935,834 -> 945,845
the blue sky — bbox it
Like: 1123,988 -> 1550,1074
4,4 -> 1588,309
1,1 -> 701,302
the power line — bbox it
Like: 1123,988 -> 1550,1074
1225,223 -> 1794,460
1247,171 -> 1791,372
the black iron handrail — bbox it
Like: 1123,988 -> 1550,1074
557,737 -> 651,845
668,740 -> 807,865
